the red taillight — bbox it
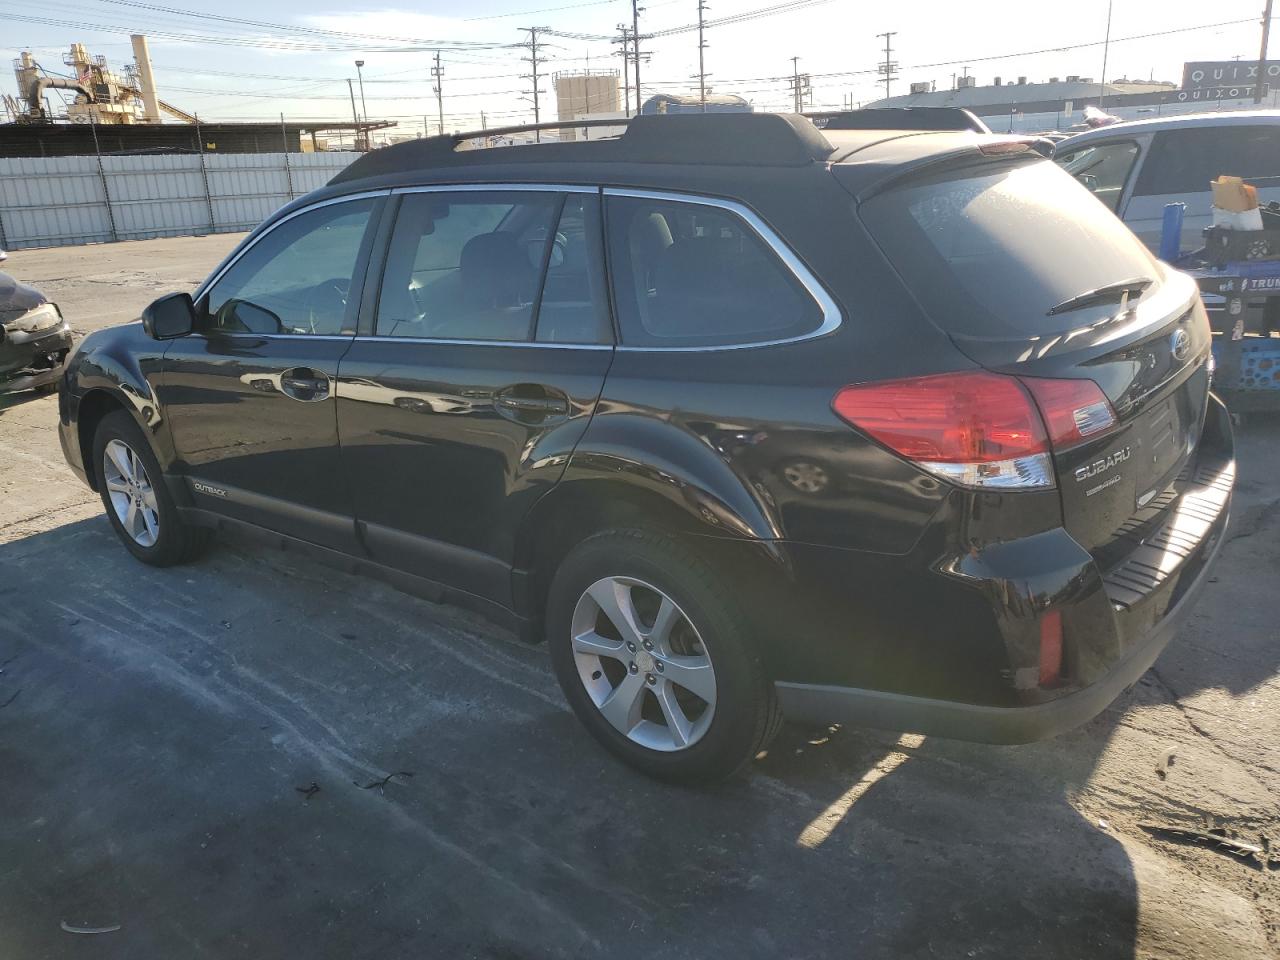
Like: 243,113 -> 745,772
1038,610 -> 1064,687
832,372 -> 1054,490
1020,377 -> 1118,449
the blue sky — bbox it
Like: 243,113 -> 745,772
1,0 -> 1272,136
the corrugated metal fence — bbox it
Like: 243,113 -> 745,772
0,152 -> 360,250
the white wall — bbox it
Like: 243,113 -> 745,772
0,151 -> 360,250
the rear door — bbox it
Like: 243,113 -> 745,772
856,155 -> 1212,559
335,186 -> 614,602
160,195 -> 382,551
1123,123 -> 1280,251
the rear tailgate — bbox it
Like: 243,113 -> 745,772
848,151 -> 1215,563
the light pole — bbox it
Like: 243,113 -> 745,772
354,59 -> 369,124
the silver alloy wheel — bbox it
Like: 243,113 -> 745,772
570,576 -> 717,752
102,438 -> 160,548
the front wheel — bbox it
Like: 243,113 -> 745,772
92,409 -> 211,566
546,529 -> 780,783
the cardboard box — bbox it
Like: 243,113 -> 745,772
1211,176 -> 1259,213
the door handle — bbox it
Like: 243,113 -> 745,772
279,367 -> 331,402
494,386 -> 569,422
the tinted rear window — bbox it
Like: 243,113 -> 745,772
860,158 -> 1156,339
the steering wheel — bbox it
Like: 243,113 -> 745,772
523,230 -> 569,269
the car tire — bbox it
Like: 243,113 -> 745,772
92,409 -> 211,566
546,528 -> 781,784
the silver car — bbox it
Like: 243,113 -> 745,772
1055,111 -> 1280,253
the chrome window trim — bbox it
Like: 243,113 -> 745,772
391,183 -> 596,195
602,187 -> 843,353
350,335 -> 612,351
198,332 -> 356,342
193,190 -> 390,303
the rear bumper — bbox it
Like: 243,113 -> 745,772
776,509 -> 1225,742
774,394 -> 1234,744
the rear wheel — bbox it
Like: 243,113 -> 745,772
92,410 -> 210,566
546,529 -> 780,783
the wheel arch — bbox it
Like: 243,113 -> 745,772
512,477 -> 790,637
77,388 -> 132,491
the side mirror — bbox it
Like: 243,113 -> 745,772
142,292 -> 196,340
1078,173 -> 1099,193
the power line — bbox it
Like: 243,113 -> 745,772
82,0 -> 521,48
465,0 -> 622,20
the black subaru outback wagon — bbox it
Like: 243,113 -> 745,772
58,114 -> 1233,782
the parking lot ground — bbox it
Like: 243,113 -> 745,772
1,237 -> 1278,960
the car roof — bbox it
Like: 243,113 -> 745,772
1058,109 -> 1280,147
326,113 -> 1034,199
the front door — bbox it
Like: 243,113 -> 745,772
159,195 -> 383,550
335,187 -> 614,604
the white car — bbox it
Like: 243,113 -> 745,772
1055,111 -> 1280,254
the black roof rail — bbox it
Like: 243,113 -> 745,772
329,113 -> 835,185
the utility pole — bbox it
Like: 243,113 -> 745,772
520,27 -> 544,141
1255,0 -> 1274,104
632,0 -> 643,115
1098,0 -> 1113,108
787,56 -> 810,113
431,51 -> 445,135
615,25 -> 633,117
697,0 -> 709,111
876,32 -> 898,99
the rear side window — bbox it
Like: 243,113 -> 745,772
605,195 -> 822,347
860,158 -> 1156,339
1133,125 -> 1280,196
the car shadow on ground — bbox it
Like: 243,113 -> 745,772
0,515 -> 1158,960
0,386 -> 55,414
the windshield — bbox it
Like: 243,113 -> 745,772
860,157 -> 1157,339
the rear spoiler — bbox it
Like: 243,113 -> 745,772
852,136 -> 1056,202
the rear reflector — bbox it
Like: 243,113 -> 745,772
832,372 -> 1054,490
1038,610 -> 1064,687
1019,377 -> 1117,450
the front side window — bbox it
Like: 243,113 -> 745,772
1055,140 -> 1139,212
605,195 -> 822,348
204,198 -> 375,336
376,191 -> 562,341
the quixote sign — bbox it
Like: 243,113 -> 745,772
1173,60 -> 1280,101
